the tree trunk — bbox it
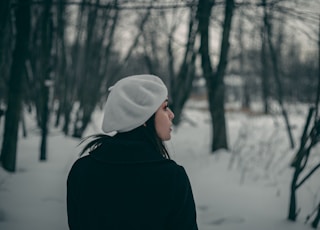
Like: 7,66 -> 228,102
40,0 -> 53,161
288,107 -> 314,221
0,0 -> 13,103
210,0 -> 235,151
261,0 -> 270,114
0,0 -> 11,67
21,111 -> 27,138
197,0 -> 214,149
311,20 -> 320,228
0,0 -> 31,172
198,0 -> 234,152
54,0 -> 67,128
288,165 -> 299,221
63,103 -> 72,135
210,82 -> 228,151
312,204 -> 320,229
238,10 -> 250,110
40,82 -> 50,161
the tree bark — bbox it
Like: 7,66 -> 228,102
0,0 -> 31,172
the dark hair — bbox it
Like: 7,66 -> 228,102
144,113 -> 170,159
79,113 -> 170,159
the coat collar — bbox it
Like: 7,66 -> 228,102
89,138 -> 166,164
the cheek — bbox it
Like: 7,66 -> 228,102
155,113 -> 166,135
154,113 -> 171,140
154,115 -> 163,132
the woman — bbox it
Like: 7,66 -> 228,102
67,74 -> 198,229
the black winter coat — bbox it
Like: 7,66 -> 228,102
67,137 -> 198,230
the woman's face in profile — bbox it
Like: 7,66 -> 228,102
154,99 -> 174,141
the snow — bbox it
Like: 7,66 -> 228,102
0,101 -> 319,230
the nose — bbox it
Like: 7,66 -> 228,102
169,108 -> 174,120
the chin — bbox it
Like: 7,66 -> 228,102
157,130 -> 171,141
162,135 -> 171,141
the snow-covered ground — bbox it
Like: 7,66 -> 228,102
0,101 -> 319,230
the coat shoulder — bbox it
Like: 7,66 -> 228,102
67,155 -> 93,180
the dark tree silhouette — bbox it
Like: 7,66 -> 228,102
197,0 -> 235,152
0,0 -> 31,172
0,0 -> 11,67
39,0 -> 54,161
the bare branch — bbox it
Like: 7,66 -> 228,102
296,161 -> 320,189
16,0 -> 198,10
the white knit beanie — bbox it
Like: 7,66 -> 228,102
101,74 -> 168,134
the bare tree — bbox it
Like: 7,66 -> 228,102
54,0 -> 69,128
72,0 -> 120,138
288,107 -> 320,221
61,0 -> 88,135
105,4 -> 152,87
288,20 -> 320,222
0,0 -> 31,172
39,0 -> 54,161
197,0 -> 235,152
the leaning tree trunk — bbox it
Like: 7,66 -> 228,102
264,3 -> 295,149
288,110 -> 320,221
288,85 -> 320,224
312,204 -> 320,229
0,0 -> 31,172
311,18 -> 320,228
